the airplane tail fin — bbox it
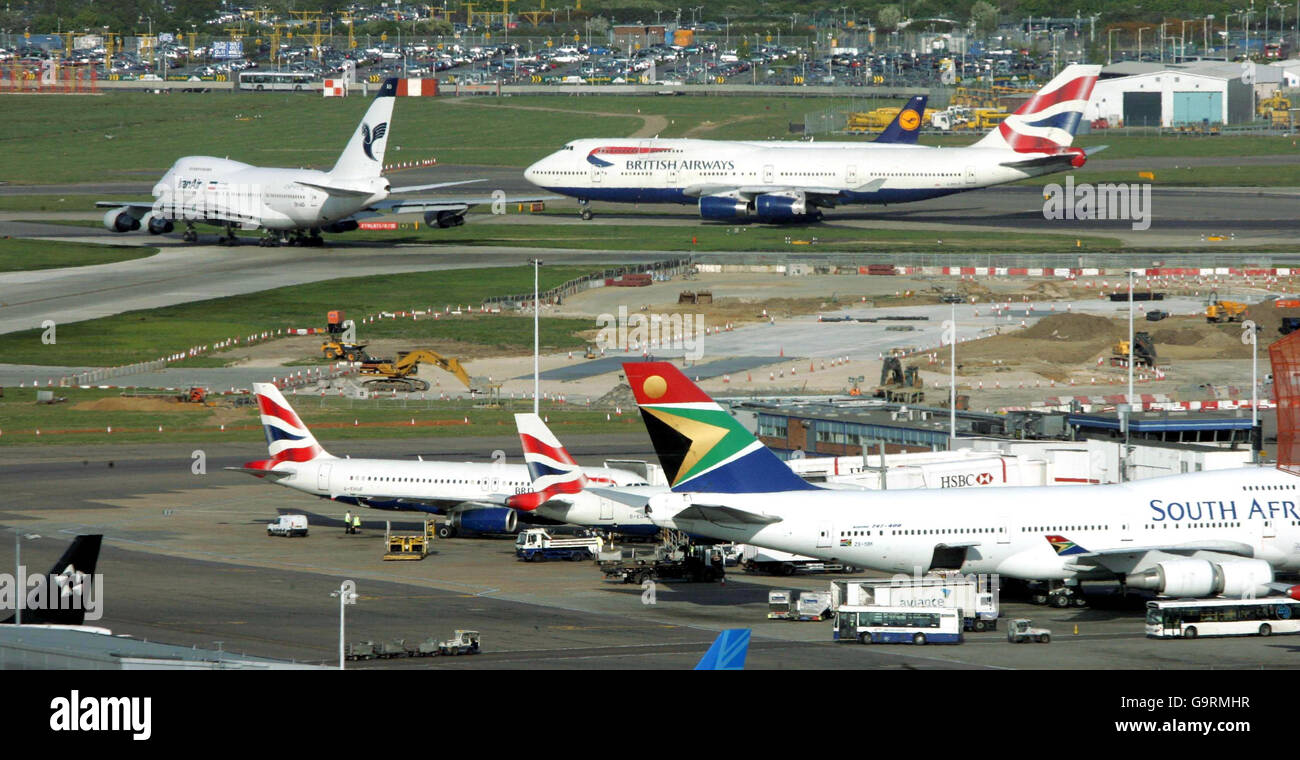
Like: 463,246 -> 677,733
507,413 -> 586,510
2,534 -> 103,626
622,361 -> 818,494
973,64 -> 1100,152
874,95 -> 928,144
693,628 -> 751,670
328,78 -> 398,179
245,383 -> 333,473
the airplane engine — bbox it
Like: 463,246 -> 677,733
1127,558 -> 1273,597
698,195 -> 750,220
451,507 -> 518,535
1065,147 -> 1087,168
143,212 -> 174,235
102,207 -> 141,233
321,220 -> 359,234
754,191 -> 819,222
424,210 -> 465,228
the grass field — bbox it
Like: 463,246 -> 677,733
3,92 -> 1297,185
0,385 -> 634,446
0,194 -> 142,212
0,265 -> 599,367
0,238 -> 158,272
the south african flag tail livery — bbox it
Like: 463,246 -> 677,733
623,361 -> 817,494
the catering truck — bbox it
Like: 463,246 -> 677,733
831,576 -> 999,631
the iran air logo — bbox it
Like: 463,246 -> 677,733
362,121 -> 388,161
898,108 -> 921,131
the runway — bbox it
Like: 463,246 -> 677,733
3,438 -> 1298,669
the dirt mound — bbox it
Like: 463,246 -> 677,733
1016,313 -> 1122,342
593,382 -> 637,409
1148,326 -> 1204,346
71,396 -> 207,412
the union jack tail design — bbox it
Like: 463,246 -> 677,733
245,383 -> 332,473
508,413 -> 585,510
974,64 -> 1100,153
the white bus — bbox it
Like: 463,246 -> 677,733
1145,598 -> 1300,639
835,605 -> 964,645
238,71 -> 316,91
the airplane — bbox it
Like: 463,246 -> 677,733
523,65 -> 1101,222
505,412 -> 661,536
694,628 -> 751,670
98,77 -> 551,246
2,534 -> 103,626
227,383 -> 649,537
607,361 -> 1300,607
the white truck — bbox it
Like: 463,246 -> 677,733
267,514 -> 308,537
738,544 -> 858,576
514,528 -> 603,562
768,590 -> 795,619
831,576 -> 999,631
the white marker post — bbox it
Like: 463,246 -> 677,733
331,580 -> 358,670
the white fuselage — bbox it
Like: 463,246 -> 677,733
647,467 -> 1300,581
153,157 -> 389,231
264,455 -> 649,527
524,137 -> 1043,208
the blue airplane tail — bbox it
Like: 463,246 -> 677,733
694,628 -> 751,670
874,95 -> 928,144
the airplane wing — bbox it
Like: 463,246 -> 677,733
371,194 -> 562,215
223,465 -> 294,481
389,180 -> 486,193
588,487 -> 653,508
672,503 -> 783,527
95,201 -> 154,211
1062,542 -> 1257,575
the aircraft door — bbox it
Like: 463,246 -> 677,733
964,165 -> 977,185
600,499 -> 613,520
763,164 -> 774,184
817,522 -> 833,548
491,476 -> 501,493
847,165 -> 859,185
590,165 -> 603,184
997,514 -> 1011,544
667,169 -> 678,185
317,463 -> 332,492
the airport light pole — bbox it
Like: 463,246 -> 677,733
1107,28 -> 1118,64
331,580 -> 357,670
1244,320 -> 1260,461
532,258 -> 542,415
1138,27 -> 1151,59
949,301 -> 957,443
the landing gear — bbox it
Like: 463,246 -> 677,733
218,225 -> 240,246
181,225 -> 199,243
1030,581 -> 1089,608
258,232 -> 281,247
579,199 -> 593,221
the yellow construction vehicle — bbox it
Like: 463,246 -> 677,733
1205,292 -> 1248,323
320,310 -> 368,362
1259,93 -> 1292,126
1111,332 -> 1158,368
973,108 -> 1009,129
359,349 -> 473,392
873,356 -> 925,404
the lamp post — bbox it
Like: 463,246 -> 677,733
949,302 -> 957,442
1107,27 -> 1118,63
1243,320 -> 1260,461
1138,26 -> 1151,59
330,580 -> 358,670
531,258 -> 542,414
1160,21 -> 1174,61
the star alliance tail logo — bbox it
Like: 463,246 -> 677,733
362,122 -> 388,161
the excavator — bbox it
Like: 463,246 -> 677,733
359,350 -> 476,393
873,356 -> 925,404
1111,332 -> 1158,369
320,310 -> 368,363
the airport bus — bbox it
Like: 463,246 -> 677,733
237,71 -> 316,91
1145,598 -> 1300,639
834,605 -> 964,645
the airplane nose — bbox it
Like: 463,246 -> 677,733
523,161 -> 539,183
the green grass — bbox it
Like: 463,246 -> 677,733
0,265 -> 599,367
0,238 -> 158,272
0,386 -> 637,446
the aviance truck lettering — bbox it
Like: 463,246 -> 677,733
1148,498 -> 1300,522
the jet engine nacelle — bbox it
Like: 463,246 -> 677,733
143,212 -> 174,235
103,207 -> 141,233
451,507 -> 518,535
698,195 -> 750,220
1065,147 -> 1087,169
321,220 -> 359,234
424,210 -> 465,228
1128,558 -> 1273,597
754,191 -> 819,222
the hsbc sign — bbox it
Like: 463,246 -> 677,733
938,472 -> 997,488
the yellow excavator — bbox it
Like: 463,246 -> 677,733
359,350 -> 474,392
